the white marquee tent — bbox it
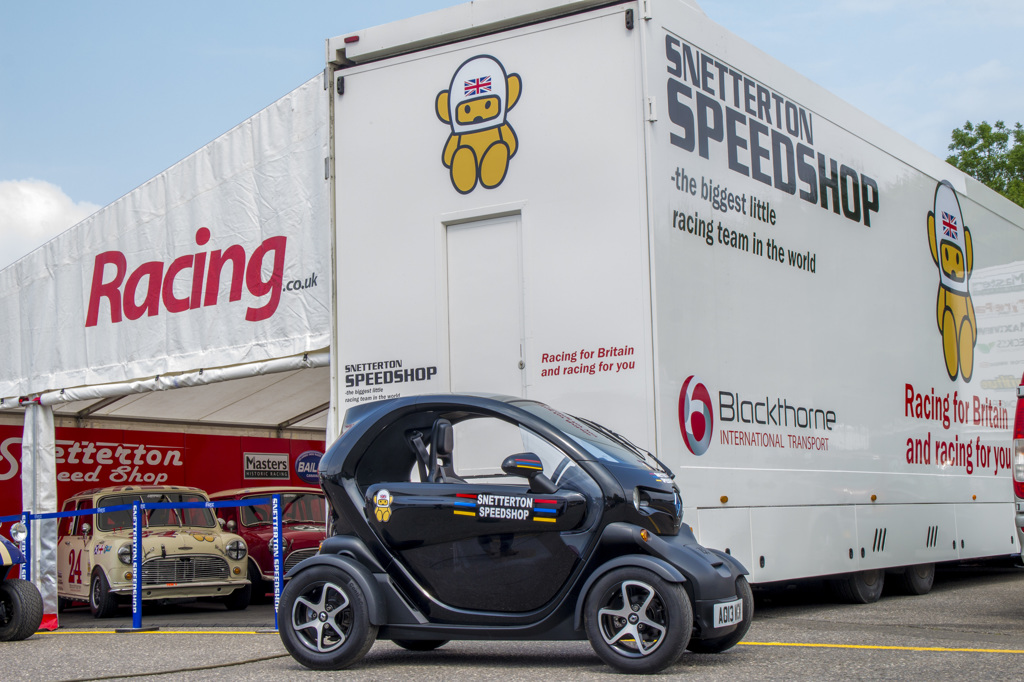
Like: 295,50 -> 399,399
0,74 -> 335,624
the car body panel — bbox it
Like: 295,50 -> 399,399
209,487 -> 326,583
56,485 -> 249,604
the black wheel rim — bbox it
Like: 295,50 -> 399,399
597,579 -> 668,658
291,580 -> 353,654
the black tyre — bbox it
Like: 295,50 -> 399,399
278,565 -> 377,670
830,569 -> 885,604
584,567 -> 692,674
248,560 -> 273,603
897,563 -> 934,595
89,570 -> 119,618
0,578 -> 43,641
393,639 -> 449,651
222,582 -> 251,611
687,576 -> 753,653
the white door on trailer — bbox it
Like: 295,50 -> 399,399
446,215 -> 525,398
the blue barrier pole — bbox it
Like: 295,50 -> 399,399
272,494 -> 282,630
19,511 -> 30,581
13,497 -> 276,629
132,500 -> 142,630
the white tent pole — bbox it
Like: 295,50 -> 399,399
21,403 -> 58,628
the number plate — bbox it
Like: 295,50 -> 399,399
713,598 -> 743,628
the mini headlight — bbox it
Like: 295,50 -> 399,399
118,543 -> 132,565
226,539 -> 247,561
10,521 -> 28,544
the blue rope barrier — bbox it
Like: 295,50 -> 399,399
10,496 -> 286,631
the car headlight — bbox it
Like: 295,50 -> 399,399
118,543 -> 132,565
226,539 -> 247,561
9,521 -> 28,544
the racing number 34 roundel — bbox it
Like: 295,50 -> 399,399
679,376 -> 713,456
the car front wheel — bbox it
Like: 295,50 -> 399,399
222,582 -> 251,611
584,567 -> 692,674
89,570 -> 119,618
0,578 -> 43,641
278,565 -> 377,670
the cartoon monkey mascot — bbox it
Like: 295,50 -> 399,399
374,489 -> 392,523
436,55 -> 521,194
927,180 -> 976,382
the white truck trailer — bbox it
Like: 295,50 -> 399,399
326,0 -> 1024,600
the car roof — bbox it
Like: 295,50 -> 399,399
208,486 -> 322,498
68,485 -> 207,499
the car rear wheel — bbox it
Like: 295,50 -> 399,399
0,578 -> 43,641
584,567 -> 692,674
686,576 -> 753,653
278,565 -> 377,670
89,570 -> 119,618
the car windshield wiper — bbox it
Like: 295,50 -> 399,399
571,415 -> 674,478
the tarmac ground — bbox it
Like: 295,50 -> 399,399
2,561 -> 1023,681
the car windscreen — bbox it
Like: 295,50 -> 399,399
239,493 -> 326,527
96,493 -> 216,530
511,401 -> 670,474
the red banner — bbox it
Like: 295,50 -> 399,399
0,424 -> 325,537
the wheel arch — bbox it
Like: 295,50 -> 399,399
285,554 -> 386,625
573,554 -> 686,631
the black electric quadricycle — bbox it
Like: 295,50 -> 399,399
279,395 -> 752,674
1,524 -> 43,642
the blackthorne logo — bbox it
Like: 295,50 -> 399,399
679,375 -> 713,456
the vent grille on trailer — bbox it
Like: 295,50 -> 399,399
872,528 -> 887,552
926,525 -> 939,548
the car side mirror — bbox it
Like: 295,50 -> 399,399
501,453 -> 558,494
217,518 -> 225,528
81,522 -> 91,535
226,520 -> 236,532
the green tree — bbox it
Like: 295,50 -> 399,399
946,120 -> 1024,208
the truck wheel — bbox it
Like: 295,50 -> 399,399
0,578 -> 43,641
584,567 -> 691,674
278,565 -> 377,670
393,639 -> 449,651
89,570 -> 119,618
222,582 -> 251,610
830,569 -> 884,604
897,563 -> 934,595
687,575 -> 754,654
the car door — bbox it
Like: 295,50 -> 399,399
58,499 -> 92,599
364,416 -> 592,613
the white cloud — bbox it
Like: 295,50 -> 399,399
0,179 -> 99,269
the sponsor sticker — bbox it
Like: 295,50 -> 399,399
295,450 -> 323,485
243,452 -> 289,480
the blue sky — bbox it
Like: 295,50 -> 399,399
2,0 -> 1021,267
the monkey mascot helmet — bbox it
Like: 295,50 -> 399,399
447,55 -> 510,135
932,180 -> 970,295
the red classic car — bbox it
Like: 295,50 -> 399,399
209,487 -> 326,603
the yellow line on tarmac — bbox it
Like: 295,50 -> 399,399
741,641 -> 1024,654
